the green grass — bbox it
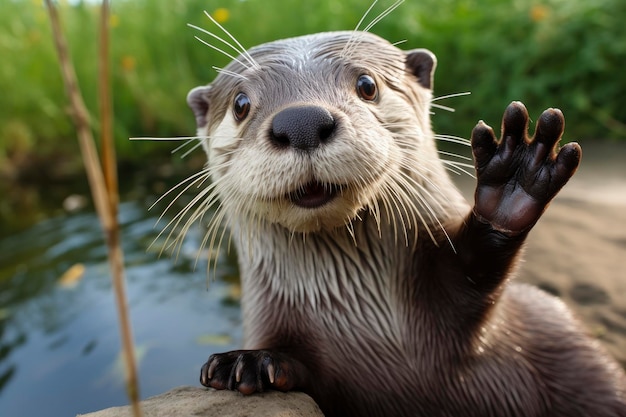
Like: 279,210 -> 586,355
1,0 -> 624,171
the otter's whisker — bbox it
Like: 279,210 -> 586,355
179,140 -> 205,159
431,103 -> 457,113
369,199 -> 383,238
434,134 -> 471,147
429,91 -> 471,113
393,145 -> 452,210
342,0 -> 379,57
391,39 -> 407,47
438,150 -> 472,161
396,134 -> 472,176
149,167 -> 211,216
213,66 -> 249,80
397,166 -> 457,251
398,158 -> 453,212
361,0 -> 404,34
160,181 -> 222,259
129,136 -> 206,141
342,0 -> 403,59
201,10 -> 259,69
380,122 -> 424,131
376,182 -> 396,228
348,162 -> 385,239
397,171 -> 439,234
199,201 -> 228,279
441,160 -> 476,178
177,177 -> 230,262
155,163 -> 230,252
199,207 -> 225,275
344,219 -> 358,246
191,34 -> 252,71
378,181 -> 409,245
386,174 -> 425,245
170,138 -> 204,158
431,91 -> 472,102
353,0 -> 379,32
211,213 -> 230,276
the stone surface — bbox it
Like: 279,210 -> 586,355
77,386 -> 324,417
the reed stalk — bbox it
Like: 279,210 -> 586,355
44,1 -> 142,415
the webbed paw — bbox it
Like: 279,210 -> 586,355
200,349 -> 301,395
471,101 -> 581,234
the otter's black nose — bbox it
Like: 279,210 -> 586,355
270,105 -> 335,151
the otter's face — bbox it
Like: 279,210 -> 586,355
187,31 -> 437,233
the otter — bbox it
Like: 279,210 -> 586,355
184,31 -> 626,416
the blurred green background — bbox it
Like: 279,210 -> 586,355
0,3 -> 624,415
1,0 -> 625,183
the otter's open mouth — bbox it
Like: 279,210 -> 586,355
288,181 -> 341,209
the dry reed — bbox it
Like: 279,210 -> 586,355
45,1 -> 143,415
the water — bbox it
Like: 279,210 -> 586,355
0,187 -> 242,417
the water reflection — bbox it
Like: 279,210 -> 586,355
0,198 -> 242,417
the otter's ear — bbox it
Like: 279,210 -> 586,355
187,86 -> 212,128
405,49 -> 437,90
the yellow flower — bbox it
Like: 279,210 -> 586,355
530,5 -> 550,22
212,8 -> 230,24
121,55 -> 136,72
109,14 -> 120,28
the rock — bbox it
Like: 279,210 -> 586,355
77,386 -> 324,417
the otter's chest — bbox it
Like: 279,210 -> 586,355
240,242 -> 438,370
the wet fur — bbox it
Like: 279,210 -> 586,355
171,12 -> 626,417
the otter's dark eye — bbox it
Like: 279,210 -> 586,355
233,92 -> 251,121
356,74 -> 378,101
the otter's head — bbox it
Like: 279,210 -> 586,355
187,31 -> 438,233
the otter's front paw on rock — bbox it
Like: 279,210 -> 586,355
200,350 -> 301,395
471,101 -> 581,234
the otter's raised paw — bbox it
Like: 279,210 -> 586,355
200,350 -> 303,395
471,101 -> 581,234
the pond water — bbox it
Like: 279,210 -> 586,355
0,175 -> 243,417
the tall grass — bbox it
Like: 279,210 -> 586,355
1,0 -> 624,170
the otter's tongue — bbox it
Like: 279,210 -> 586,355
290,182 -> 337,208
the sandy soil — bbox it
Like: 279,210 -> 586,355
455,140 -> 626,367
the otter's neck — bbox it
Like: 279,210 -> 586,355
231,196 -> 459,302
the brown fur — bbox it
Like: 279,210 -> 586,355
185,31 -> 626,416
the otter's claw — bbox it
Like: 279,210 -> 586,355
471,101 -> 581,234
200,349 -> 301,395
